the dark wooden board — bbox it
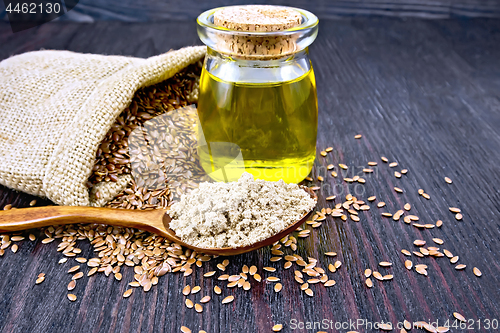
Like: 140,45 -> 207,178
2,0 -> 500,22
1,17 -> 500,333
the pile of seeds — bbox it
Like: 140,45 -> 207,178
88,60 -> 209,207
0,115 -> 485,332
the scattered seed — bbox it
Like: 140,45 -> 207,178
11,244 -> 18,253
404,203 -> 411,211
373,271 -> 383,281
389,162 -> 398,168
432,238 -> 444,245
194,303 -> 203,313
180,326 -> 191,333
182,285 -> 191,295
383,274 -> 393,280
267,277 -> 280,282
449,207 -> 461,213
413,251 -> 424,257
67,294 -> 77,301
401,249 -> 411,256
453,312 -> 466,322
326,195 -> 336,201
414,240 -> 426,246
253,274 -> 262,282
35,276 -> 45,284
473,267 -> 482,277
272,324 -> 283,332
365,278 -> 373,288
455,264 -> 466,270
304,288 -> 314,297
381,156 -> 389,163
379,262 -> 392,267
72,272 -> 83,280
394,187 -> 403,193
87,267 -> 98,277
325,252 -> 337,257
379,323 -> 392,331
274,283 -> 282,292
395,171 -> 402,178
455,213 -> 462,220
422,193 -> 430,200
364,269 -> 372,277
123,289 -> 133,298
401,169 -> 408,174
377,202 -> 386,208
354,134 -> 362,139
191,286 -> 201,294
415,267 -> 428,276
405,260 -> 412,270
67,280 -> 76,290
68,265 -> 80,273
324,280 -> 336,287
450,256 -> 459,264
222,296 -> 234,304
445,177 -> 452,184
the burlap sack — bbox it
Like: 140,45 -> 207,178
0,46 -> 206,206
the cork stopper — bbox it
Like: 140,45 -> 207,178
214,5 -> 302,32
212,5 -> 303,59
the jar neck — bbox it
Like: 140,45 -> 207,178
204,47 -> 312,84
206,47 -> 310,65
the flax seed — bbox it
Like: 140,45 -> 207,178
272,324 -> 283,332
453,312 -> 466,322
222,296 -> 234,304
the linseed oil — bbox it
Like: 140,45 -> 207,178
198,66 -> 317,183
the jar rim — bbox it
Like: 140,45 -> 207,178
197,5 -> 319,36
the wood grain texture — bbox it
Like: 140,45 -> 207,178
1,0 -> 500,21
0,16 -> 500,333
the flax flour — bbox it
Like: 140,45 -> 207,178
169,173 -> 317,248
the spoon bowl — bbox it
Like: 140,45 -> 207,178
0,187 -> 317,256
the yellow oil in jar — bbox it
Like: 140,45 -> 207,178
197,67 -> 317,183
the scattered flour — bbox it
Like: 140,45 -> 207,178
169,172 -> 317,248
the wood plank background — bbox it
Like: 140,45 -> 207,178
2,0 -> 500,21
1,12 -> 500,333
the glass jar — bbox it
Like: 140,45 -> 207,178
196,6 -> 319,183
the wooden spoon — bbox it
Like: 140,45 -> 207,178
0,188 -> 316,255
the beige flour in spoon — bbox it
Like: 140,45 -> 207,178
169,172 -> 317,248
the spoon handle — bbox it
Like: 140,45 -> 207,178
0,206 -> 165,234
